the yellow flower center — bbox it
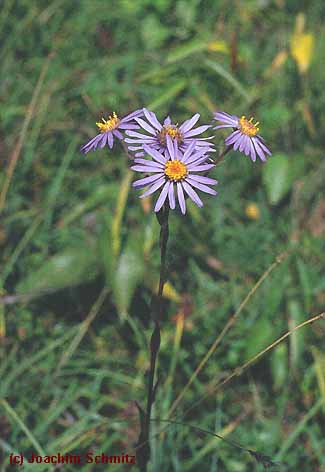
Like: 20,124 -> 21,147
239,116 -> 259,137
96,112 -> 120,133
158,125 -> 183,145
164,160 -> 188,182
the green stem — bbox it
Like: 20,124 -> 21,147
137,204 -> 170,471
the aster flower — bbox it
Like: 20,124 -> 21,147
213,111 -> 272,162
80,109 -> 143,154
131,140 -> 218,215
125,108 -> 214,157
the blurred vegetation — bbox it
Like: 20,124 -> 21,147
0,0 -> 325,470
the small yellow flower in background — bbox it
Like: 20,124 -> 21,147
290,13 -> 314,74
207,40 -> 228,54
264,50 -> 288,78
245,203 -> 260,220
162,281 -> 182,303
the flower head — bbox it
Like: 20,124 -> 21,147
125,108 -> 214,157
80,109 -> 143,154
213,111 -> 271,162
131,140 -> 218,215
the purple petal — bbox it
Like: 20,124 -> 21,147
256,137 -> 272,156
233,134 -> 245,151
133,173 -> 164,188
181,140 -> 197,162
134,158 -> 164,168
143,145 -> 167,164
183,125 -> 211,138
182,181 -> 203,208
121,109 -> 144,122
107,133 -> 114,148
244,136 -> 251,155
252,138 -> 267,162
239,135 -> 247,153
177,182 -> 186,215
154,181 -> 170,212
143,109 -> 162,131
192,139 -> 215,146
224,130 -> 242,145
168,182 -> 175,209
166,135 -> 175,160
124,138 -> 155,144
135,118 -> 157,135
185,177 -> 217,195
188,156 -> 210,168
179,114 -> 200,133
140,177 -> 166,198
213,124 -> 235,130
131,165 -> 165,173
113,129 -> 124,140
183,148 -> 209,165
97,133 -> 107,148
128,145 -> 143,151
164,116 -> 172,125
249,140 -> 256,162
187,174 -> 218,186
80,133 -> 103,153
173,140 -> 180,160
125,130 -> 154,139
118,122 -> 140,130
187,163 -> 215,172
214,112 -> 239,126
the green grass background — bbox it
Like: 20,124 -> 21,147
0,0 -> 325,470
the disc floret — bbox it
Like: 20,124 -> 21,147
164,160 -> 188,181
239,116 -> 259,137
96,112 -> 120,133
158,125 -> 183,146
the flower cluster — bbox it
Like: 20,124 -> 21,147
125,109 -> 215,157
81,107 -> 271,214
131,141 -> 217,215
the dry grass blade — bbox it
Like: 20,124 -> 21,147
181,311 -> 325,417
0,53 -> 54,214
168,251 -> 289,418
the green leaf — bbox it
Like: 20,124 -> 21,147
141,14 -> 169,50
16,241 -> 100,294
296,258 -> 313,312
262,153 -> 291,205
113,238 -> 145,318
166,39 -> 206,64
111,170 -> 133,260
288,300 -> 306,372
204,59 -> 250,100
147,80 -> 187,110
271,343 -> 288,390
244,316 -> 274,361
311,347 -> 325,414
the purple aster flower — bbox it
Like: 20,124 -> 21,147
131,140 -> 218,215
125,108 -> 215,157
80,109 -> 143,154
213,111 -> 272,162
